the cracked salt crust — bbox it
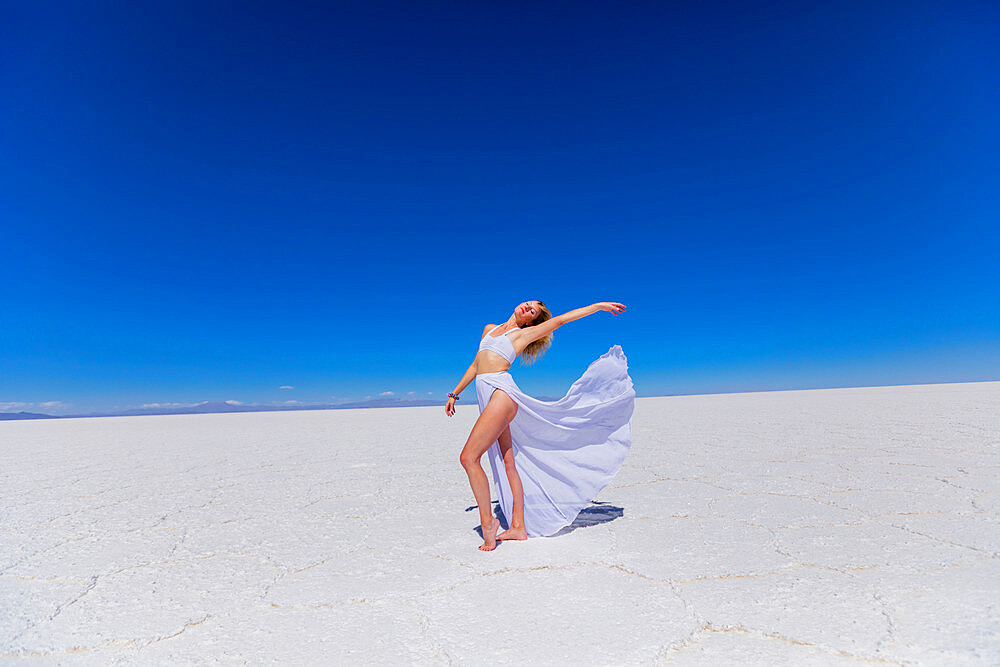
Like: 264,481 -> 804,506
1,381 -> 998,664
665,626 -> 882,665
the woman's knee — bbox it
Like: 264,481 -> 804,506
459,448 -> 480,470
500,448 -> 516,470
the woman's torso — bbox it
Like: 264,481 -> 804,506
474,324 -> 522,374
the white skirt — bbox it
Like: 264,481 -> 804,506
474,345 -> 635,537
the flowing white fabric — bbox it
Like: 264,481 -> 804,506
474,345 -> 635,537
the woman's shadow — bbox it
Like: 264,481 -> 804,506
469,501 -> 624,538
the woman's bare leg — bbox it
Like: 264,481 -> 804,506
496,426 -> 527,541
459,389 -> 518,551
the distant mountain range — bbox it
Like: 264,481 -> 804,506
0,411 -> 59,421
0,397 -> 448,421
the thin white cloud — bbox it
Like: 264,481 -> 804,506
284,400 -> 300,405
0,401 -> 70,414
224,400 -> 243,405
141,402 -> 196,409
279,385 -> 294,390
407,391 -> 416,395
379,391 -> 394,396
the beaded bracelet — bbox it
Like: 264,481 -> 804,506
448,392 -> 460,400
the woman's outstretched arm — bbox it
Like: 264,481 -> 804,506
519,302 -> 626,346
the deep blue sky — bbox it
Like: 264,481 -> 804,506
2,1 -> 998,414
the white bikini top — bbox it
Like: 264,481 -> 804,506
478,324 -> 520,363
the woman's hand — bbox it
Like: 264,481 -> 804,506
595,302 -> 627,315
445,396 -> 457,417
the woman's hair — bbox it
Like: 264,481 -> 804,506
520,301 -> 553,364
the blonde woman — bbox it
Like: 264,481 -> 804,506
446,301 -> 634,551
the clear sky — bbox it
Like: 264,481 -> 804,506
2,2 -> 998,415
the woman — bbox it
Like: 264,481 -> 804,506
445,301 -> 634,551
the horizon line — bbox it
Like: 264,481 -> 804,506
2,378 -> 997,422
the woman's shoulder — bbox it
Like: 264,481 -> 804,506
481,323 -> 497,337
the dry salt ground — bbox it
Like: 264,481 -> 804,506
2,381 -> 998,665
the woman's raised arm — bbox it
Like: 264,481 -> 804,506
518,302 -> 626,346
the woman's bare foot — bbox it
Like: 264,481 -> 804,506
497,526 -> 528,541
479,518 -> 501,551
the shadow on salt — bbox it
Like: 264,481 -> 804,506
467,501 -> 624,538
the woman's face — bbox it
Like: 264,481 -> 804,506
514,301 -> 542,326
